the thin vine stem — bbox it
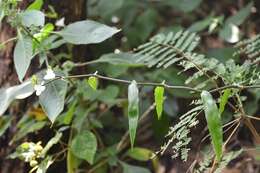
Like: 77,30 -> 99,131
44,73 -> 260,94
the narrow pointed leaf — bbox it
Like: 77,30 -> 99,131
128,80 -> 139,148
219,89 -> 231,115
27,0 -> 44,10
201,91 -> 223,162
154,86 -> 164,119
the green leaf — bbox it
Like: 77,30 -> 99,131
201,91 -> 223,162
0,116 -> 12,137
14,33 -> 33,81
219,89 -> 231,115
71,130 -> 97,164
120,162 -> 151,173
58,20 -> 120,45
127,147 -> 153,161
88,76 -> 98,90
63,101 -> 77,125
41,132 -> 62,157
39,79 -> 67,123
128,80 -> 139,148
20,10 -> 45,27
154,86 -> 164,120
95,53 -> 143,67
27,0 -> 44,10
0,81 -> 34,115
225,2 -> 253,26
36,156 -> 53,173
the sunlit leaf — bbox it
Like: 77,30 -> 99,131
154,86 -> 164,120
127,147 -> 153,161
128,80 -> 139,148
219,89 -> 231,115
88,76 -> 98,90
27,0 -> 44,10
201,91 -> 223,162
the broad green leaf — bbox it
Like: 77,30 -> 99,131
0,116 -> 12,137
128,80 -> 139,148
201,91 -> 223,162
154,86 -> 164,120
20,10 -> 45,27
39,79 -> 67,123
0,81 -> 34,115
41,132 -> 62,157
88,76 -> 98,90
14,33 -> 33,81
27,0 -> 44,10
127,147 -> 153,161
120,162 -> 151,173
219,89 -> 231,115
225,2 -> 253,26
58,20 -> 120,45
95,53 -> 143,66
71,130 -> 97,164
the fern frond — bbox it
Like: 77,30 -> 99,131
134,30 -> 200,68
133,30 -> 226,89
235,34 -> 260,63
159,102 -> 202,161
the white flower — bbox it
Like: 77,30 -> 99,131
34,82 -> 46,96
111,16 -> 120,23
21,150 -> 35,162
114,49 -> 121,54
55,17 -> 65,27
44,68 -> 56,80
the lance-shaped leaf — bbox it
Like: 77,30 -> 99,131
14,33 -> 33,81
39,79 -> 67,123
219,89 -> 231,115
20,10 -> 45,27
128,80 -> 139,148
201,91 -> 223,162
58,20 -> 120,45
154,86 -> 164,119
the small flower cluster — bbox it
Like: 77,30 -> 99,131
32,68 -> 56,96
15,142 -> 43,167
